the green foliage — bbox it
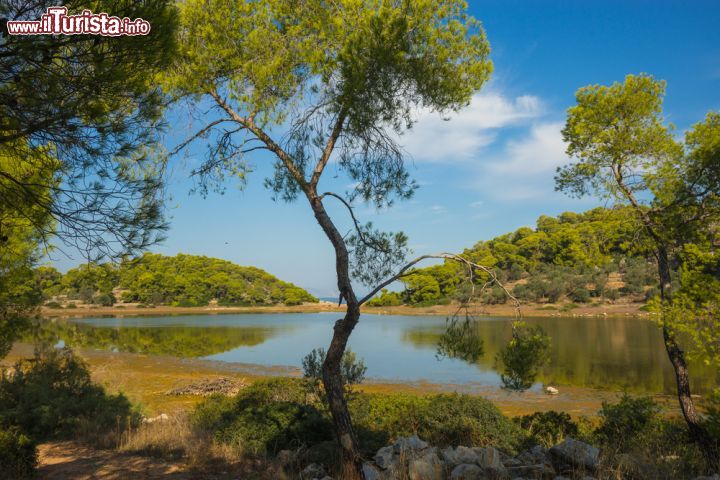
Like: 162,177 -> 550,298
351,393 -> 526,454
192,378 -> 332,455
515,411 -> 578,448
37,253 -> 317,307
594,394 -> 661,450
366,289 -> 403,307
1,0 -> 178,259
302,348 -> 367,394
496,322 -> 551,391
0,146 -> 56,359
195,382 -> 526,456
0,348 -> 137,443
0,427 -> 37,480
392,207 -> 654,306
559,73 -> 720,385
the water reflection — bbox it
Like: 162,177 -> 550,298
404,316 -> 719,394
24,313 -> 719,394
28,316 -> 282,358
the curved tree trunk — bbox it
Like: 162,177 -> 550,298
308,195 -> 365,479
657,247 -> 719,472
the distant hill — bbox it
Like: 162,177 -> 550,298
368,207 -> 658,307
36,253 -> 317,307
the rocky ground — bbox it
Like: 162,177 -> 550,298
293,435 -> 719,480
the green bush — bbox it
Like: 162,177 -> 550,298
193,381 -> 526,457
0,347 -> 137,444
192,378 -> 333,455
515,411 -> 578,447
569,287 -> 591,303
45,301 -> 62,309
351,393 -> 526,454
594,394 -> 660,450
92,292 -> 115,306
0,427 -> 37,479
366,289 -> 403,307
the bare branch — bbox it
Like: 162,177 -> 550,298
360,253 -> 521,316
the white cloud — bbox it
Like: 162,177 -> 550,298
397,92 -> 543,163
469,200 -> 484,209
472,122 -> 571,201
486,122 -> 568,176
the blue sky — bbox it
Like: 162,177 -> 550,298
53,1 -> 720,297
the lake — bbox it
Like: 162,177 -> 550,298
32,313 -> 718,395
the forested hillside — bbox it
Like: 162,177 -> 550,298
369,207 -> 659,307
36,253 -> 318,307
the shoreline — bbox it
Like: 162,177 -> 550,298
2,343 -> 675,419
41,301 -> 649,319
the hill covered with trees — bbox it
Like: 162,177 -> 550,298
37,253 -> 318,307
369,207 -> 658,307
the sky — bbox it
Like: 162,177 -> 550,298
53,1 -> 720,298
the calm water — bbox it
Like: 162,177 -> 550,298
34,313 -> 718,394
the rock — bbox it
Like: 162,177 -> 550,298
442,446 -> 480,466
506,463 -> 555,479
393,435 -> 429,453
362,463 -> 381,480
549,438 -> 599,472
408,450 -> 443,480
517,445 -> 547,465
374,445 -> 396,470
301,463 -> 327,479
503,457 -> 523,468
475,446 -> 505,474
694,476 -> 720,480
450,463 -> 484,480
545,386 -> 559,395
317,477 -> 333,480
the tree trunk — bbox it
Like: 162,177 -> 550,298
657,246 -> 719,472
308,195 -> 365,479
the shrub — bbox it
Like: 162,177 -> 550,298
191,378 -> 333,455
0,347 -> 137,445
594,394 -> 660,450
193,382 -> 526,457
351,393 -> 526,454
569,287 -> 591,303
366,289 -> 403,307
45,301 -> 62,308
515,411 -> 578,447
92,292 -> 115,306
65,302 -> 77,309
0,427 -> 37,479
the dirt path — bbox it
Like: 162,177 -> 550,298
37,442 -> 195,479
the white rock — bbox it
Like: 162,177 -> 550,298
546,386 -> 559,395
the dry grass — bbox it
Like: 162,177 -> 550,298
116,414 -> 293,479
